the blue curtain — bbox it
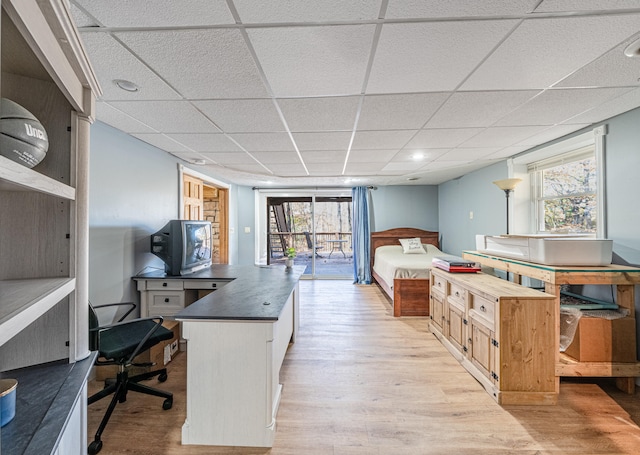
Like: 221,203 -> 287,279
352,186 -> 371,284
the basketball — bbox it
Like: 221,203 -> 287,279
0,98 -> 49,168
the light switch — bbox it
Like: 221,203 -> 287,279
244,226 -> 251,233
469,211 -> 474,220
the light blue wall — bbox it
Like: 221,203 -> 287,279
88,121 -> 242,306
370,185 -> 439,232
236,185 -> 256,265
437,162 -> 507,255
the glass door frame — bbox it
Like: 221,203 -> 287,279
255,188 -> 352,279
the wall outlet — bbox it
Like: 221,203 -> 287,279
469,211 -> 474,220
244,226 -> 251,233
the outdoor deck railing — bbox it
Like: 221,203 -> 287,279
269,231 -> 352,258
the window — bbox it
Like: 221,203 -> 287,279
529,146 -> 597,234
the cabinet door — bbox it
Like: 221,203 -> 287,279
470,317 -> 495,384
430,292 -> 445,335
447,302 -> 465,353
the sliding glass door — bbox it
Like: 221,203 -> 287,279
260,190 -> 352,279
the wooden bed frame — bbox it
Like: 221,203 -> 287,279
370,227 -> 440,317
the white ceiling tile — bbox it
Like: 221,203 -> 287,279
95,103 -> 157,134
462,14 -> 640,90
250,151 -> 301,165
69,3 -> 98,27
382,162 -> 421,172
108,101 -> 220,133
227,163 -> 272,173
300,150 -> 347,163
405,128 -> 484,149
115,29 -> 268,99
357,93 -> 450,130
79,33 -> 182,101
386,0 -> 540,18
351,130 -> 417,149
165,133 -> 243,152
193,99 -> 285,133
74,0 -> 235,27
495,88 -> 634,126
427,91 -> 540,128
247,25 -> 376,97
565,88 -> 640,124
199,152 -> 259,165
556,37 -> 640,88
535,0 -> 640,13
438,148 -> 501,161
344,162 -> 387,174
230,133 -> 295,152
422,160 -> 472,170
277,96 -> 360,132
486,145 -> 532,159
348,149 -> 398,162
292,132 -> 353,151
460,126 -> 548,147
515,124 -> 591,147
131,133 -> 191,152
233,0 -> 382,23
367,20 -> 517,93
305,162 -> 345,175
265,163 -> 308,176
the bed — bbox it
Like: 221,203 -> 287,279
370,228 -> 441,317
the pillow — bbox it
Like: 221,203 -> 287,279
399,237 -> 427,254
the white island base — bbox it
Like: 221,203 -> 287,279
179,286 -> 296,447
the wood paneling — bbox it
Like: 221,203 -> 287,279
88,280 -> 640,454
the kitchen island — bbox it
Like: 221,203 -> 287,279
136,265 -> 303,448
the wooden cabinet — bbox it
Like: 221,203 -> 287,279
0,0 -> 99,452
429,268 -> 557,405
463,250 -> 640,394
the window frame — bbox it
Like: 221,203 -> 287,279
510,125 -> 607,238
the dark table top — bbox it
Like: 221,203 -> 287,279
134,264 -> 305,321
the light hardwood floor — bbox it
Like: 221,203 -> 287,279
87,280 -> 640,454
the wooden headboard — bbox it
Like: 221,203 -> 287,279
370,227 -> 440,270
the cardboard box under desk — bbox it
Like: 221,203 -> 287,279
564,316 -> 636,363
95,320 -> 181,381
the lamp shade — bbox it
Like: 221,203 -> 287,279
493,178 -> 522,191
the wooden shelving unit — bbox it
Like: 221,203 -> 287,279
462,250 -> 640,393
0,0 -> 100,453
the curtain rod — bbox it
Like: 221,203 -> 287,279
252,186 -> 377,190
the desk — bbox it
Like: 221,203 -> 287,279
136,265 -> 303,448
462,250 -> 640,394
327,239 -> 348,258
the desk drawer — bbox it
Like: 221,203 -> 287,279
431,273 -> 447,296
183,280 -> 230,290
146,280 -> 184,291
469,293 -> 495,329
148,291 -> 185,316
448,282 -> 467,306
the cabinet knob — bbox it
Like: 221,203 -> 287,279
164,298 -> 170,303
162,282 -> 168,287
480,305 -> 486,312
455,291 -> 460,297
211,283 -> 216,288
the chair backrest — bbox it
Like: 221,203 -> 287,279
88,304 -> 100,352
304,231 -> 312,248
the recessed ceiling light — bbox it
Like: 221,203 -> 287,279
191,159 -> 206,165
412,152 -> 425,160
113,79 -> 140,92
624,38 -> 640,57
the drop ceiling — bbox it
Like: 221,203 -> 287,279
69,0 -> 640,187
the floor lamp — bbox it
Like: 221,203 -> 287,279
492,178 -> 522,235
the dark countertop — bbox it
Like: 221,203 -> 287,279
134,264 -> 305,321
0,352 -> 97,455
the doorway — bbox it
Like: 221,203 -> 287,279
265,193 -> 352,278
181,167 -> 229,264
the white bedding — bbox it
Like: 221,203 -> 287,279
372,244 -> 443,289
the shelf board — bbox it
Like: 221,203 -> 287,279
0,156 -> 75,200
557,352 -> 640,377
0,277 -> 75,346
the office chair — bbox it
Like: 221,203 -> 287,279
304,231 -> 323,257
87,302 -> 174,455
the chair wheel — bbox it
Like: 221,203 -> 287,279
88,439 -> 103,454
163,398 -> 173,410
158,372 -> 168,382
